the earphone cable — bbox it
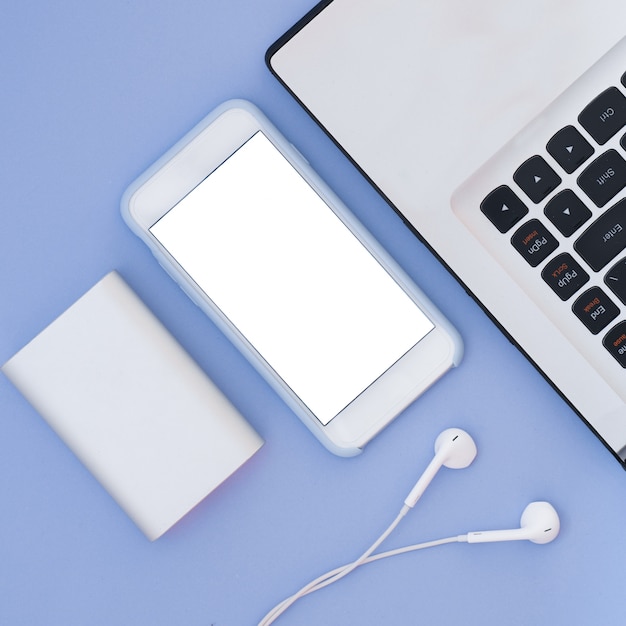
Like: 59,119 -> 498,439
259,505 -> 411,625
259,522 -> 467,625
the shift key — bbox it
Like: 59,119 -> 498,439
575,199 -> 626,271
577,149 -> 626,207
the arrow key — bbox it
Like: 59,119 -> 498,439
544,189 -> 592,236
480,185 -> 529,233
547,125 -> 594,174
514,155 -> 562,203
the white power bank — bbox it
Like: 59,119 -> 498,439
2,271 -> 263,540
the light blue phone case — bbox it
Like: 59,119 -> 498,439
121,100 -> 463,456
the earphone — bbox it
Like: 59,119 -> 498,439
404,427 -> 477,508
466,500 -> 560,544
258,428 -> 560,625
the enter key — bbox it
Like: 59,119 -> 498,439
574,199 -> 626,271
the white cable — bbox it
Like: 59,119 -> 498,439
263,534 -> 467,622
258,506 -> 468,625
302,533 -> 467,600
258,505 -> 409,625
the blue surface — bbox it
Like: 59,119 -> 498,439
1,2 -> 625,625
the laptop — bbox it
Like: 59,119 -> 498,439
266,0 -> 626,464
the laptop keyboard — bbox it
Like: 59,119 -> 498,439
453,38 -> 626,370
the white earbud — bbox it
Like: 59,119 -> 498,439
404,428 -> 477,508
466,501 -> 560,544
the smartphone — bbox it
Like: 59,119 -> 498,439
121,100 -> 462,456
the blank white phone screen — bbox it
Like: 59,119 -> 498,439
150,132 -> 434,425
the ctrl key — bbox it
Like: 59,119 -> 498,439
603,321 -> 626,367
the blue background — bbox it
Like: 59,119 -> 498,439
1,2 -> 624,624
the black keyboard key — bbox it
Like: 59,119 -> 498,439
543,189 -> 591,237
577,149 -> 626,207
513,156 -> 562,204
603,321 -> 626,367
547,126 -> 594,174
511,219 -> 559,267
605,256 -> 626,304
481,185 -> 528,233
578,86 -> 626,145
572,287 -> 619,334
574,199 -> 626,271
541,253 -> 589,300
621,133 -> 626,151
